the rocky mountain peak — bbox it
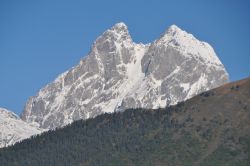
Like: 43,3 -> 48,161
158,24 -> 197,45
165,24 -> 183,35
111,22 -> 128,33
155,25 -> 224,67
95,22 -> 132,46
21,23 -> 229,129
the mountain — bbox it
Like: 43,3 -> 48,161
1,77 -> 249,166
0,108 -> 44,148
21,23 -> 228,129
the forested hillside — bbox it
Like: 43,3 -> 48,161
0,78 -> 249,166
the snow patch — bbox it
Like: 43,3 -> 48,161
180,83 -> 190,92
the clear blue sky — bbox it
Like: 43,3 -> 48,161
0,0 -> 250,115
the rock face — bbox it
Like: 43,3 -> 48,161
21,23 -> 228,129
0,108 -> 43,148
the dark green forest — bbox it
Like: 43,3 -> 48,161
0,78 -> 250,166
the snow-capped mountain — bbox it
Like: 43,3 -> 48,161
0,108 -> 44,148
21,23 -> 228,129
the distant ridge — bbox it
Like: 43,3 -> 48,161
0,108 -> 44,148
